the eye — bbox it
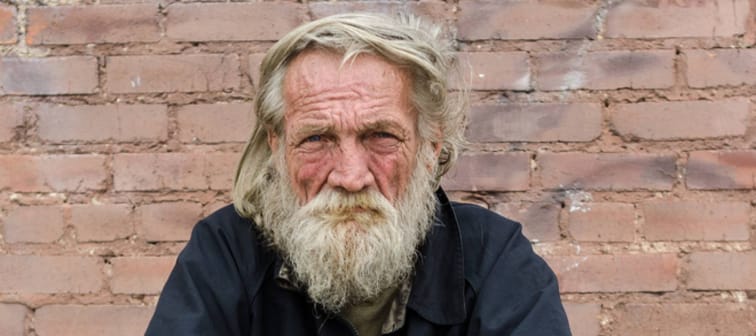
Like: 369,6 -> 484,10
370,131 -> 397,139
303,134 -> 323,143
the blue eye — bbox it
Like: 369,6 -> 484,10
304,134 -> 322,142
373,132 -> 395,139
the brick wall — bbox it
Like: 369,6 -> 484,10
0,1 -> 754,335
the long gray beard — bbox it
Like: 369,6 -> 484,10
257,144 -> 438,313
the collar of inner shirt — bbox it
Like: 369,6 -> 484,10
276,263 -> 412,334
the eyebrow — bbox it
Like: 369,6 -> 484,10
288,118 -> 411,141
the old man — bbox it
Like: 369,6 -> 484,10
147,13 -> 570,335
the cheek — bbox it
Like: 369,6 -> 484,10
369,152 -> 415,201
289,152 -> 332,201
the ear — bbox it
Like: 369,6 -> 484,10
267,129 -> 279,152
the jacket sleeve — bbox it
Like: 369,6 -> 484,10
145,220 -> 251,336
468,224 -> 572,335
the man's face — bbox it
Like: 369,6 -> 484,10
270,49 -> 420,206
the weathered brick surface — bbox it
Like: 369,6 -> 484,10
113,152 -> 237,191
176,103 -> 254,143
34,305 -> 154,336
614,303 -> 756,336
686,151 -> 756,190
0,57 -> 98,95
535,50 -> 675,90
105,54 -> 240,93
686,49 -> 756,87
605,0 -> 750,38
612,99 -> 749,140
310,2 -> 451,22
642,201 -> 750,241
247,53 -> 266,88
137,202 -> 202,242
166,3 -> 307,42
495,202 -> 560,242
0,303 -> 27,336
467,103 -> 602,142
110,256 -> 175,294
458,0 -> 597,40
0,155 -> 107,192
687,251 -> 756,290
71,204 -> 133,242
563,302 -> 600,336
538,153 -> 677,191
567,203 -> 636,242
2,205 -> 65,243
0,256 -> 102,293
27,5 -> 159,45
546,254 -> 678,292
0,103 -> 23,142
0,2 -> 753,334
36,104 -> 167,142
0,4 -> 17,44
454,52 -> 530,91
442,152 -> 530,191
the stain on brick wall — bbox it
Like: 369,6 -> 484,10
0,0 -> 753,335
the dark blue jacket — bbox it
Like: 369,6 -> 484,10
146,190 -> 571,335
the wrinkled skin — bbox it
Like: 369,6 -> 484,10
269,49 -> 422,205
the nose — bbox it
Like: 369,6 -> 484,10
327,141 -> 375,193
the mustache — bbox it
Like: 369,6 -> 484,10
303,189 -> 394,222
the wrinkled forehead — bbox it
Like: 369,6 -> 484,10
282,49 -> 412,106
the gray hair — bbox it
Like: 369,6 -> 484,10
232,13 -> 467,218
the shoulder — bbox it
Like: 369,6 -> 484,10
451,202 -> 551,293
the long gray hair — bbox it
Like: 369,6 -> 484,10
232,13 -> 467,218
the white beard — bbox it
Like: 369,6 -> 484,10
257,144 -> 438,313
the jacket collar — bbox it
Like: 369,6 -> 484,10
406,188 -> 467,324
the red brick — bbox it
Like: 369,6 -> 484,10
248,53 -> 265,88
36,104 -> 167,142
176,103 -> 254,143
539,153 -> 677,191
687,251 -> 756,290
113,152 -> 237,191
34,305 -> 154,336
458,0 -> 597,40
642,201 -> 750,241
206,153 -> 239,191
0,155 -> 107,192
110,256 -> 175,294
0,303 -> 27,336
563,302 -> 600,336
454,52 -> 530,90
606,0 -> 749,38
535,50 -> 675,90
310,2 -> 452,22
442,152 -> 530,191
546,254 -> 678,292
71,204 -> 133,242
568,203 -> 636,242
0,57 -> 98,95
467,103 -> 601,143
2,205 -> 65,243
0,103 -> 23,142
166,2 -> 306,42
26,5 -> 159,45
0,4 -> 17,44
494,202 -> 560,242
686,49 -> 756,87
612,99 -> 749,140
105,54 -> 240,93
0,256 -> 102,293
614,303 -> 755,336
686,150 -> 756,190
137,202 -> 202,242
